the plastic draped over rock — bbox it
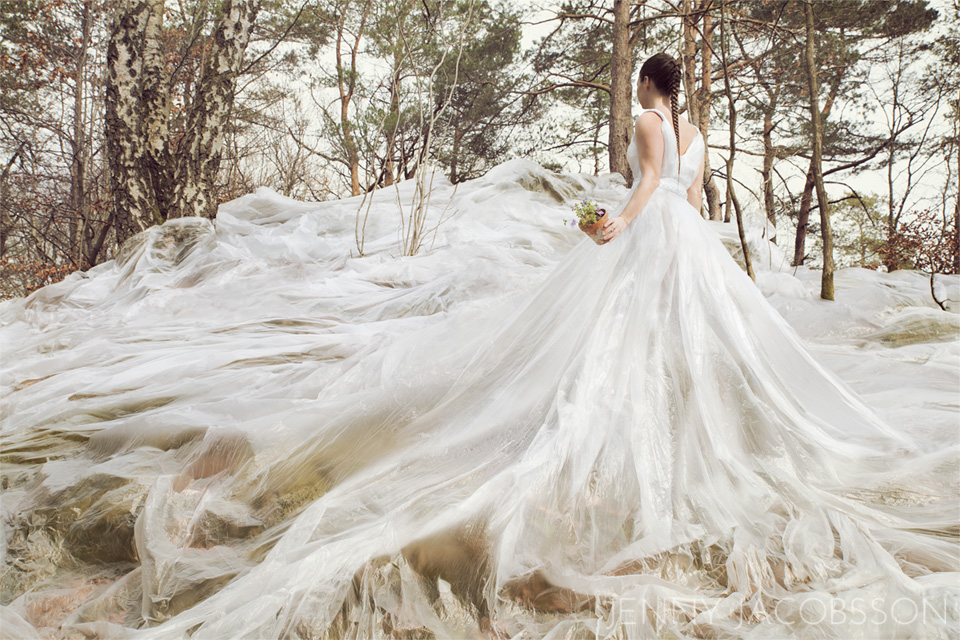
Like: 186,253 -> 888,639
1,158 -> 958,639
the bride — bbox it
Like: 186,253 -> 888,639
136,54 -> 957,638
598,53 -> 702,245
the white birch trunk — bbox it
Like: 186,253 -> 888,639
137,0 -> 171,221
105,0 -> 152,246
171,0 -> 260,219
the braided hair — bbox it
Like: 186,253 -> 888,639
639,53 -> 683,171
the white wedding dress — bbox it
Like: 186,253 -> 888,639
133,109 -> 957,639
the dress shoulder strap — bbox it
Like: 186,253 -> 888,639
636,108 -> 666,122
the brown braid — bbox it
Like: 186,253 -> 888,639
670,90 -> 681,172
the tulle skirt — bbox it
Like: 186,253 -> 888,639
120,185 -> 959,638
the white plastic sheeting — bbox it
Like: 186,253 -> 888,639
1,159 -> 957,639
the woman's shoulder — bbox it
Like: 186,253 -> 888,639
635,108 -> 666,122
635,110 -> 666,131
634,111 -> 665,137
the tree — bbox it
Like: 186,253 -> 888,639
924,0 -> 959,243
719,0 -> 754,281
525,1 -> 673,183
609,0 -> 632,183
431,2 -> 542,183
681,0 -> 722,220
789,0 -> 938,266
345,0 -> 478,256
105,0 -> 262,246
304,0 -> 372,196
0,0 -> 112,272
719,0 -> 937,263
824,193 -> 884,268
871,33 -> 946,232
880,208 -> 959,310
729,0 -> 799,240
802,0 -> 835,300
105,0 -> 163,244
361,0 -> 434,189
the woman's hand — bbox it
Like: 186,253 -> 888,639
599,216 -> 628,244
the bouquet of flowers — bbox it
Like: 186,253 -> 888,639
565,198 -> 607,245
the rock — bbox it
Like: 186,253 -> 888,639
60,568 -> 143,629
182,429 -> 254,482
135,476 -> 250,623
116,218 -> 216,273
86,424 -> 207,461
401,521 -> 491,627
0,604 -> 41,639
6,569 -> 125,635
864,307 -> 960,346
189,494 -> 263,549
500,570 -> 596,614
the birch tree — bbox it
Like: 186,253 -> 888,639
170,0 -> 260,220
105,0 -> 158,245
105,0 -> 261,246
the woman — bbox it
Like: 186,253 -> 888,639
136,54 -> 956,638
600,53 -> 703,244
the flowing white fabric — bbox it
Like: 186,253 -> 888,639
2,110 -> 957,639
122,108 -> 956,638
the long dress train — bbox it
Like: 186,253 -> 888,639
89,110 -> 959,638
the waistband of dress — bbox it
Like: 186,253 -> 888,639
657,180 -> 688,198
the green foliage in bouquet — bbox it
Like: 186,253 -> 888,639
565,198 -> 606,228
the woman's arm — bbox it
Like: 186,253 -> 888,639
687,157 -> 704,212
601,112 -> 664,243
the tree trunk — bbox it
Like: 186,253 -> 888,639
450,128 -> 461,183
699,5 -> 722,221
792,65 -> 843,265
734,7 -> 779,241
886,142 -> 897,229
761,104 -> 777,243
793,169 -> 814,265
592,107 -> 603,176
337,43 -> 362,196
138,0 -> 172,223
346,130 -> 361,195
884,39 -> 905,231
384,64 -> 400,187
608,0 -> 632,184
336,0 -> 371,197
70,0 -> 92,265
681,0 -> 699,128
720,0 -> 754,281
105,0 -> 152,247
171,0 -> 260,220
0,145 -> 22,258
83,58 -> 108,266
803,0 -> 834,300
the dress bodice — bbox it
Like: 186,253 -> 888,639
626,108 -> 703,196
